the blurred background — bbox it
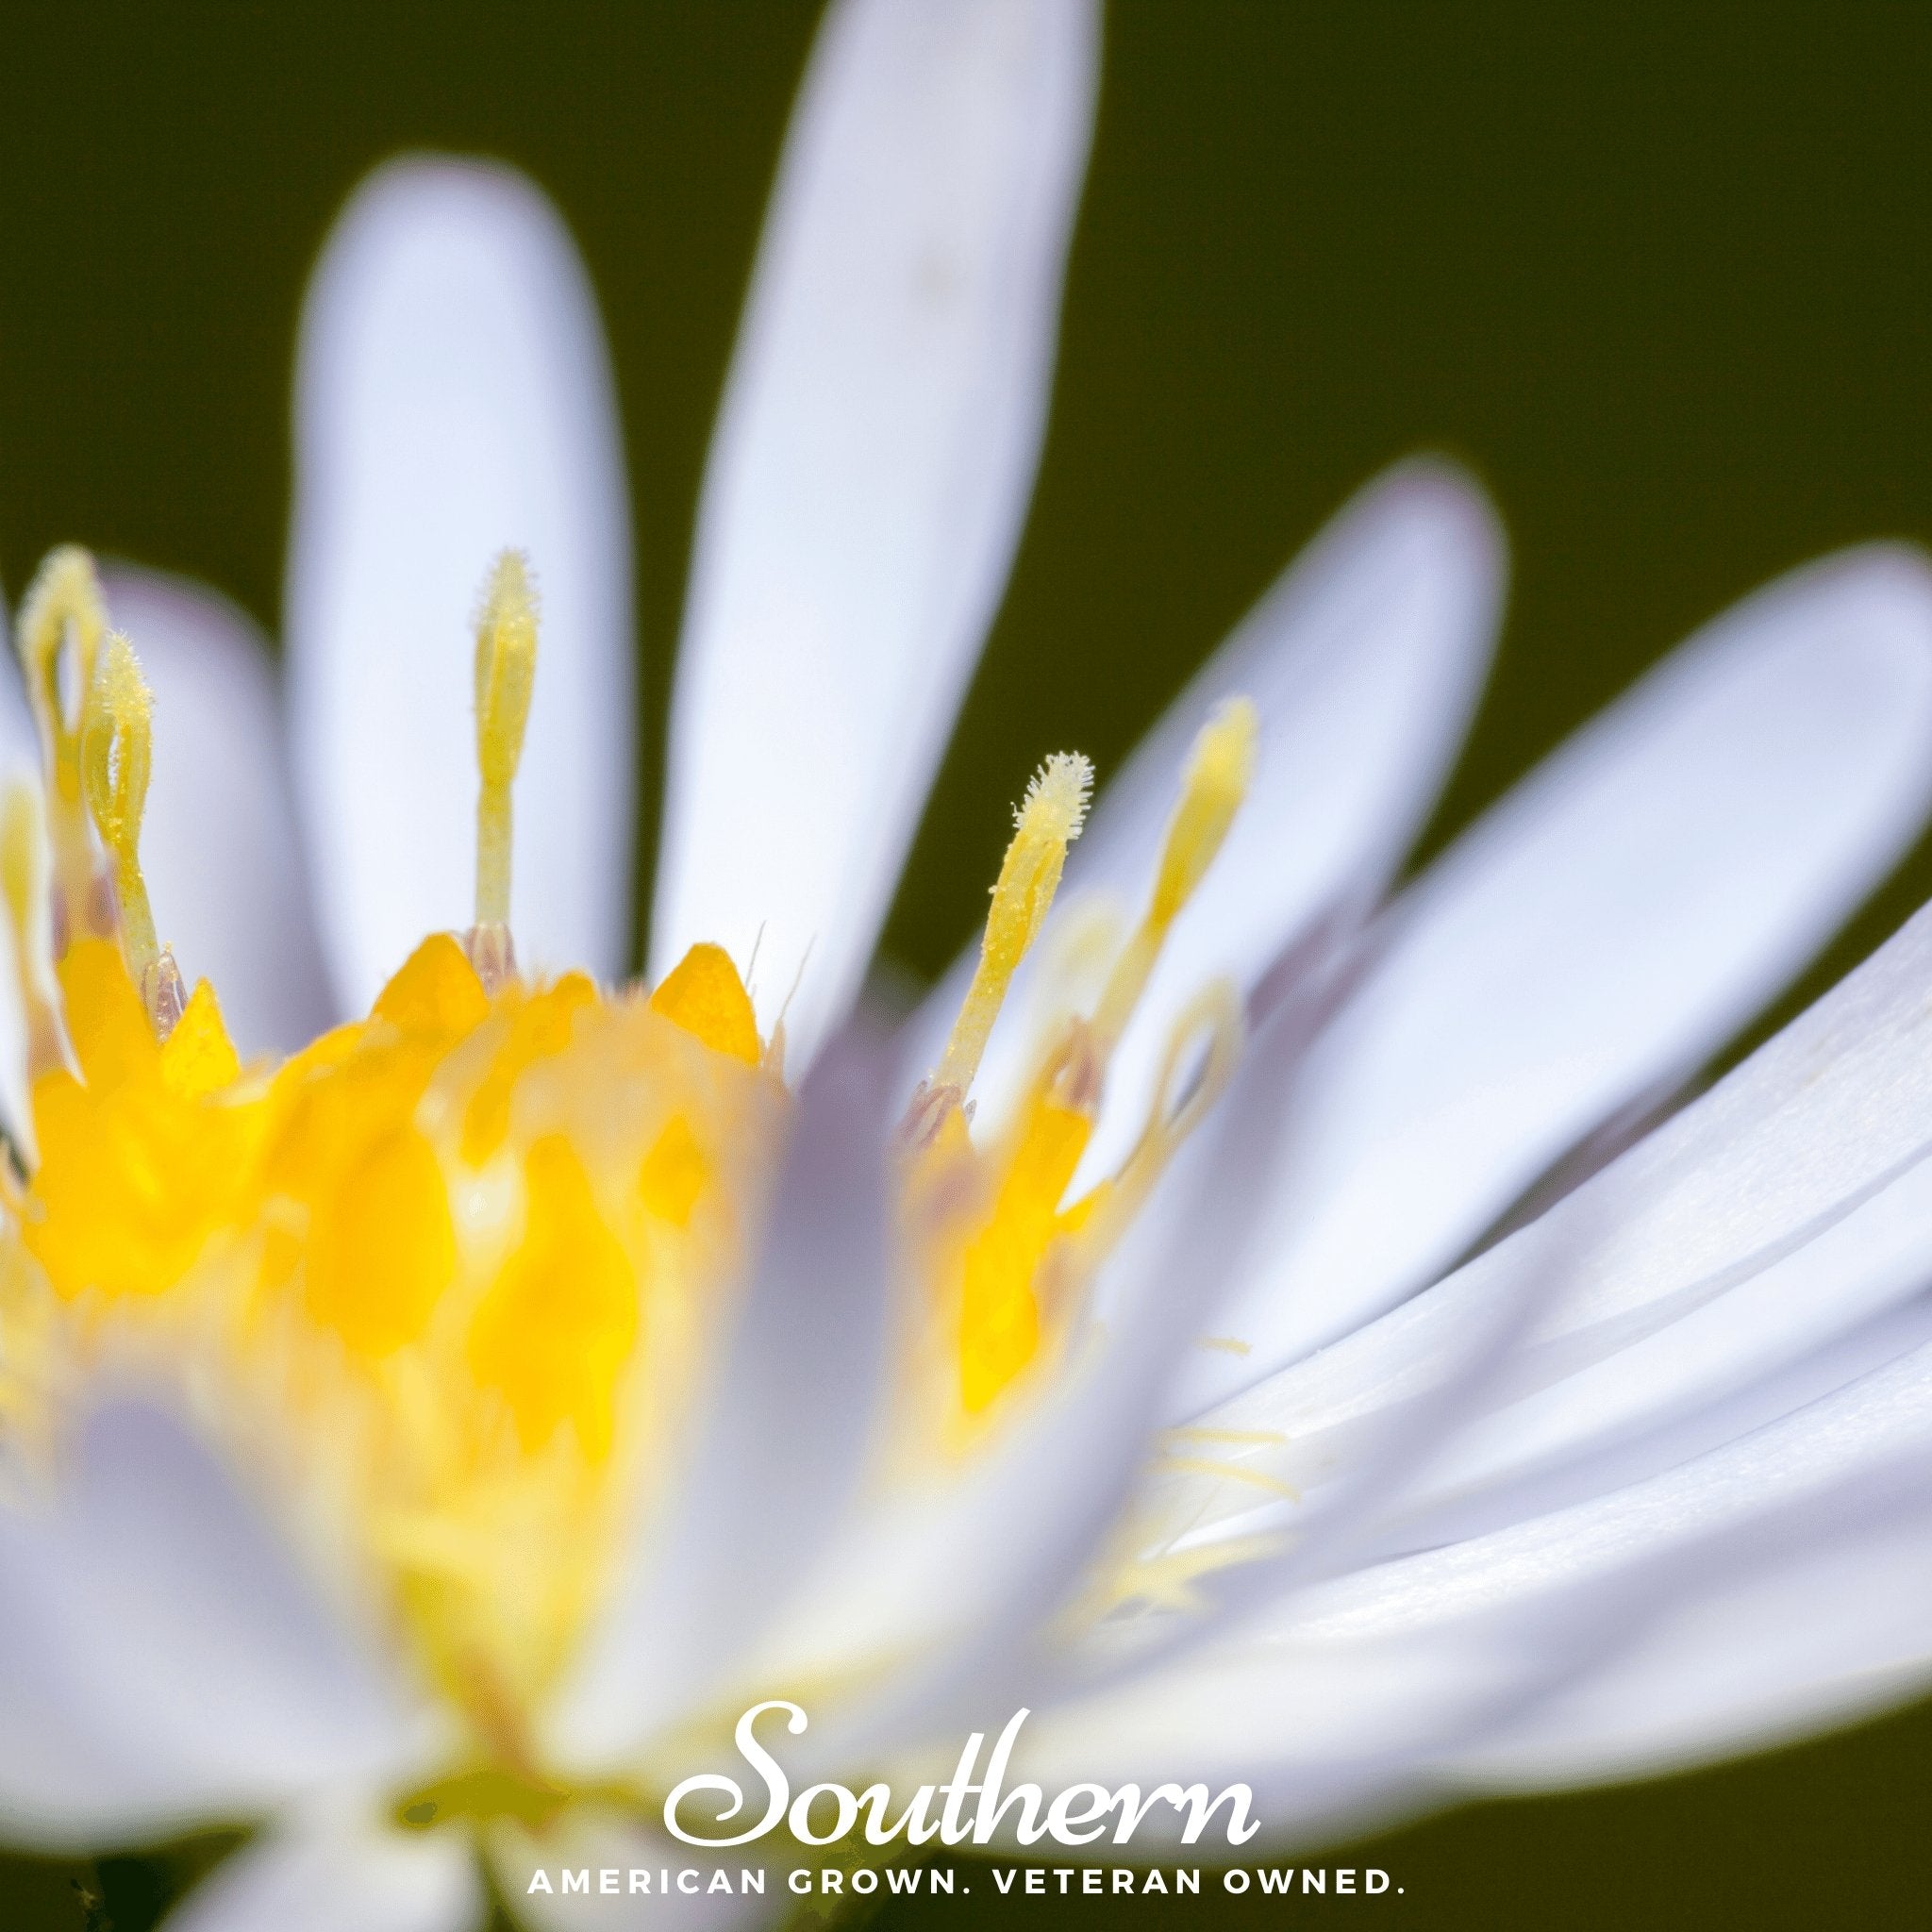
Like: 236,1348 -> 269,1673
3,1 -> 1931,1924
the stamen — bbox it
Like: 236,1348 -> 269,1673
0,780 -> 68,1091
77,631 -> 184,1032
931,752 -> 1092,1100
472,551 -> 538,956
1090,699 -> 1256,1056
15,546 -> 108,945
912,705 -> 1257,1431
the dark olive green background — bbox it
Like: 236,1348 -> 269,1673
3,1 -> 1931,1925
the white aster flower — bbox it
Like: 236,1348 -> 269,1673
5,0 -> 1932,1925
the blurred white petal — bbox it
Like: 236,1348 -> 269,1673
651,0 -> 1098,1067
1177,894 -> 1932,1539
0,1404 -> 433,1846
288,156 -> 633,1009
909,458 -> 1506,1175
1022,1343 -> 1932,1833
491,1811 -> 774,1932
1383,1158 -> 1932,1552
551,1030 -> 899,1767
1187,545 -> 1932,1401
165,1806 -> 483,1932
1340,1341 -> 1932,1787
732,1007 -> 1315,1775
1453,1492 -> 1932,1787
103,564 -> 335,1055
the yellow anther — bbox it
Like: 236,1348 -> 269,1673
933,752 -> 1092,1098
0,779 -> 67,1097
375,932 -> 491,1038
159,979 -> 242,1100
16,546 -> 109,941
80,630 -> 161,990
650,942 -> 761,1067
1091,698 -> 1256,1054
473,550 -> 539,934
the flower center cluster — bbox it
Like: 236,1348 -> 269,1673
0,542 -> 1253,1782
11,918 -> 778,1751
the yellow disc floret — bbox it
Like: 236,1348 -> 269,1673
7,924 -> 782,1752
468,1132 -> 640,1458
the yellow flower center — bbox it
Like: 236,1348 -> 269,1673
0,543 -> 1254,1787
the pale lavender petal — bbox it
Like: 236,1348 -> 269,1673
1018,1343 -> 1932,1835
0,592 -> 40,1140
651,0 -> 1098,1068
1164,894 -> 1932,1543
0,1404 -> 433,1846
490,1811 -> 778,1931
165,1807 -> 483,1932
288,157 -> 633,1009
549,1028 -> 899,1769
1184,546 -> 1932,1403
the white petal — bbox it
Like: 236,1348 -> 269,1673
0,591 -> 34,772
0,1403 -> 431,1845
1378,1162 -> 1932,1552
1451,1495 -> 1932,1786
908,458 -> 1505,1175
651,0 -> 1099,1068
490,1810 -> 776,1932
1338,1341 -> 1932,1787
1005,1628 -> 1519,1850
1167,894 -> 1932,1541
104,564 -> 336,1055
1022,1342 -> 1932,1829
166,1808 -> 483,1932
550,1033 -> 900,1767
1184,545 -> 1932,1402
1281,1341 -> 1932,1653
288,157 -> 633,1009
